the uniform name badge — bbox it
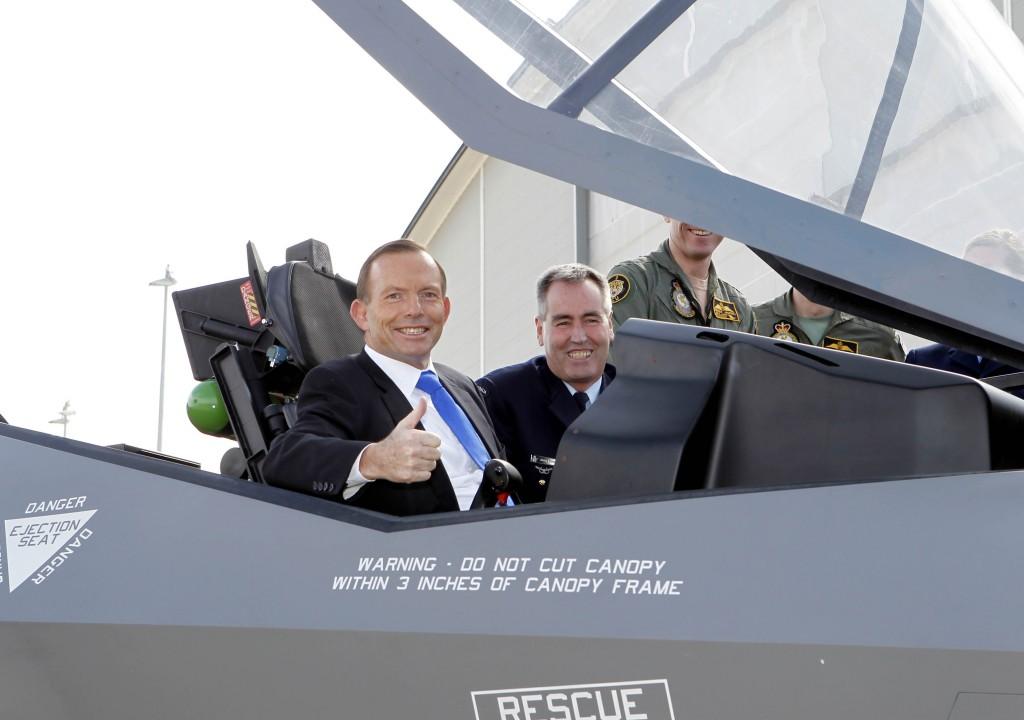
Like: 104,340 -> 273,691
712,296 -> 741,323
823,335 -> 860,354
771,321 -> 798,342
530,454 -> 556,485
671,279 -> 696,318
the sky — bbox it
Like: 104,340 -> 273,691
0,1 -> 462,471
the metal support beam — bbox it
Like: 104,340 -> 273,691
547,0 -> 697,119
844,0 -> 924,219
452,0 -> 588,89
452,0 -> 709,164
574,186 -> 590,265
316,0 -> 1024,366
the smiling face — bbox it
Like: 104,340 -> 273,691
536,279 -> 613,391
666,218 -> 723,263
350,249 -> 450,369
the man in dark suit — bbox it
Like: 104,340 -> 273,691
263,240 -> 501,516
906,344 -> 1024,398
478,264 -> 615,503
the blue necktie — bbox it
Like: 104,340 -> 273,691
415,370 -> 490,469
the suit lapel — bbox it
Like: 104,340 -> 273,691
356,350 -> 415,424
600,365 -> 616,393
436,366 -> 500,458
538,359 -> 580,429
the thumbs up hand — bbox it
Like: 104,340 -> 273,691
359,398 -> 442,483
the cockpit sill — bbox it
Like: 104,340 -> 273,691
3,419 -> 1017,534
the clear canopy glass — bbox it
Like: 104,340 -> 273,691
405,0 -> 1024,281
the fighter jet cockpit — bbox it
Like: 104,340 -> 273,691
8,3 -> 1024,718
169,0 -> 1024,524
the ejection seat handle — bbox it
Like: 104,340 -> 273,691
482,459 -> 524,507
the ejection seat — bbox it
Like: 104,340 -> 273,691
217,238 -> 363,483
176,239 -> 363,483
181,239 -> 524,506
258,239 -> 364,373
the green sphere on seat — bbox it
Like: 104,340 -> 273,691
187,380 -> 229,435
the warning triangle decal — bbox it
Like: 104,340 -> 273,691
4,510 -> 97,592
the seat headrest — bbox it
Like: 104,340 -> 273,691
265,262 -> 363,371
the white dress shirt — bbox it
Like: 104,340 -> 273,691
344,346 -> 483,511
561,376 -> 603,409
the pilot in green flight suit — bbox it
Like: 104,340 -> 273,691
607,218 -> 756,333
753,287 -> 905,360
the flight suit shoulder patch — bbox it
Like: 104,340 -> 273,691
608,273 -> 631,304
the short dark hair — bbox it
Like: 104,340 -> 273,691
536,263 -> 612,318
356,239 -> 448,300
963,229 -> 1024,279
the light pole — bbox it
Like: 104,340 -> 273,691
149,265 -> 177,451
48,400 -> 75,438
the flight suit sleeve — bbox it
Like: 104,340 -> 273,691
886,332 -> 907,362
608,264 -> 649,330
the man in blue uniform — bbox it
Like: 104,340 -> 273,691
906,230 -> 1024,398
906,344 -> 1022,397
478,264 -> 615,503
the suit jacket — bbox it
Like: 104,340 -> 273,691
477,356 -> 615,503
263,350 -> 502,516
906,343 -> 1024,398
